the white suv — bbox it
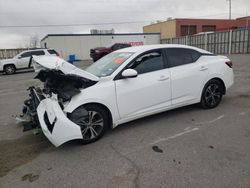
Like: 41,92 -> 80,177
0,49 -> 59,74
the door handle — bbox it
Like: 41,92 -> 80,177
200,66 -> 208,71
158,76 -> 169,81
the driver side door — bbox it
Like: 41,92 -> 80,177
16,51 -> 32,69
115,49 -> 171,120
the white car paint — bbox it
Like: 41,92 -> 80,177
32,55 -> 99,81
37,95 -> 83,147
33,44 -> 234,147
0,49 -> 58,73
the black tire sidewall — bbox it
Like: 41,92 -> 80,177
200,80 -> 223,109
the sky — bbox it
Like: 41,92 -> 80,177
0,0 -> 249,49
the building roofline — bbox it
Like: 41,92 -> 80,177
41,32 -> 161,42
143,18 -> 240,27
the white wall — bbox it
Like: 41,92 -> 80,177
41,34 -> 160,60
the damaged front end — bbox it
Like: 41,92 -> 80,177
17,56 -> 99,146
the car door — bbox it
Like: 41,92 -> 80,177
165,48 -> 209,105
17,50 -> 45,68
29,50 -> 46,67
16,51 -> 32,68
115,49 -> 171,119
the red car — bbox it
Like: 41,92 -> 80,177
90,43 -> 131,62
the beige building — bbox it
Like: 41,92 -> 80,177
144,20 -> 176,40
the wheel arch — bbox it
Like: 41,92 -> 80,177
75,102 -> 113,130
207,77 -> 226,95
3,63 -> 16,69
199,76 -> 226,102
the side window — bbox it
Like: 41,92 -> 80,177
48,49 -> 58,55
128,50 -> 164,74
166,48 -> 200,67
31,51 -> 45,56
20,52 -> 32,58
190,50 -> 201,62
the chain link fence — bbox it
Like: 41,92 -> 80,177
161,28 -> 250,54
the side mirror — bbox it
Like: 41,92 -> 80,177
17,56 -> 22,59
121,69 -> 138,78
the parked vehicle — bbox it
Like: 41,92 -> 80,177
90,43 -> 131,62
18,44 -> 234,147
0,49 -> 59,75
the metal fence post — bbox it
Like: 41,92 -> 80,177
228,30 -> 232,54
204,33 -> 208,50
185,36 -> 188,45
247,28 -> 250,54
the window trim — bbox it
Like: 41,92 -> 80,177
114,48 -> 169,80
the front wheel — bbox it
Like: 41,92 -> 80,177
200,80 -> 223,109
68,105 -> 109,144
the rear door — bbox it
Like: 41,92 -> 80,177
165,48 -> 209,105
115,49 -> 171,119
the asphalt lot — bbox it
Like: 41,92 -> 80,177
0,55 -> 250,188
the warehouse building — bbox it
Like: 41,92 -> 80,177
40,33 -> 160,60
143,17 -> 249,39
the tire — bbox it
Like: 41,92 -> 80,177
200,79 -> 223,109
68,104 -> 109,144
4,65 -> 16,75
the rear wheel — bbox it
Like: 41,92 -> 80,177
4,65 -> 16,75
200,79 -> 223,109
68,105 -> 109,144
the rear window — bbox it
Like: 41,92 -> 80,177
47,49 -> 58,55
165,48 -> 201,67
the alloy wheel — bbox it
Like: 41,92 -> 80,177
204,84 -> 221,106
77,111 -> 104,140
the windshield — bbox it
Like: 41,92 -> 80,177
85,52 -> 133,77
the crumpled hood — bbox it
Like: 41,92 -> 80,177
32,55 -> 99,82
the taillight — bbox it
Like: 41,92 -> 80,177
56,52 -> 60,57
225,61 -> 233,68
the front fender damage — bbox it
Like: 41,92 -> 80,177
17,56 -> 99,147
37,97 -> 83,147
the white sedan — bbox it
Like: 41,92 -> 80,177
20,44 -> 234,147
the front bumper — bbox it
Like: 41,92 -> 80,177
37,96 -> 83,147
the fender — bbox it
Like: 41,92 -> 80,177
64,97 -> 121,127
198,73 -> 226,101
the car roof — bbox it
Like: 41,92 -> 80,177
117,44 -> 212,54
20,48 -> 55,53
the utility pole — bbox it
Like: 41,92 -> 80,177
228,0 -> 232,19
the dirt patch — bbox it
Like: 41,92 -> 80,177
0,134 -> 51,177
22,173 -> 39,182
238,94 -> 250,99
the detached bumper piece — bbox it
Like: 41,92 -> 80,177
17,87 -> 83,147
37,97 -> 83,147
